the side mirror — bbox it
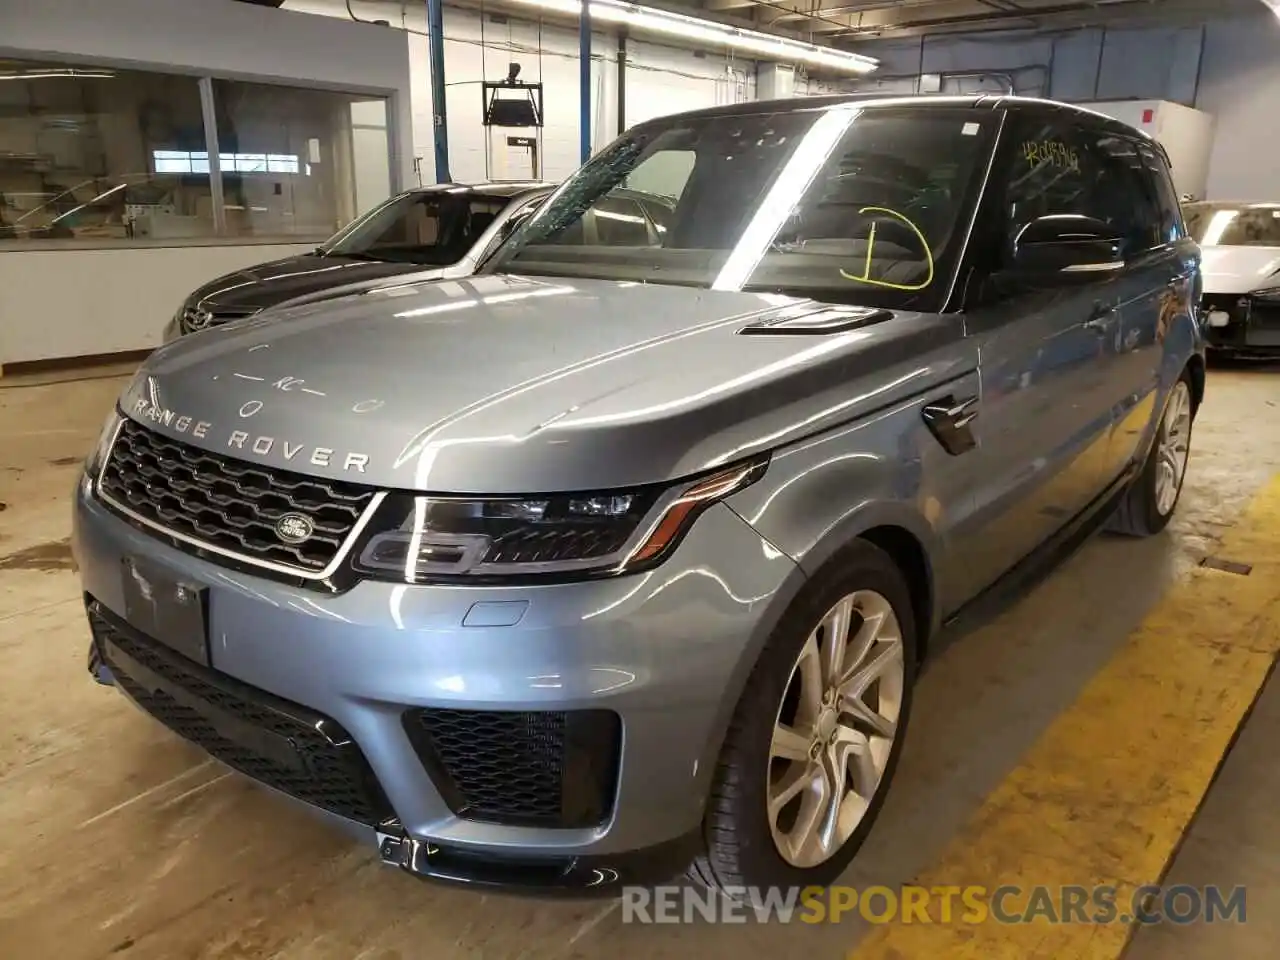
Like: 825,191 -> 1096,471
1011,214 -> 1125,281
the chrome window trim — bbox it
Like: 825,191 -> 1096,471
94,416 -> 386,582
944,106 -> 1007,313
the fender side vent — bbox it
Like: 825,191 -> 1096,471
922,394 -> 979,455
738,306 -> 894,336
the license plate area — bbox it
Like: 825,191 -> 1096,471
101,634 -> 305,773
121,556 -> 210,667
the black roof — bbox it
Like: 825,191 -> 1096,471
404,180 -> 555,200
636,94 -> 1156,144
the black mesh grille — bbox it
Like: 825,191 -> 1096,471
100,418 -> 375,572
89,603 -> 393,827
1250,300 -> 1280,331
404,708 -> 621,829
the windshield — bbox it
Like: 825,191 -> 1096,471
1184,203 -> 1280,247
487,104 -> 997,310
323,189 -> 515,265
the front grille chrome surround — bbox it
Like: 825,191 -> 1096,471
96,416 -> 385,582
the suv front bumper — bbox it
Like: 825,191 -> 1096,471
71,474 -> 799,891
1202,292 -> 1280,354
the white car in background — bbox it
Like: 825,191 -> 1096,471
1184,200 -> 1280,357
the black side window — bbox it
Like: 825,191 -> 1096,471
1137,144 -> 1186,244
1097,136 -> 1163,255
998,120 -> 1157,263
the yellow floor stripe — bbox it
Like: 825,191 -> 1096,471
849,472 -> 1280,960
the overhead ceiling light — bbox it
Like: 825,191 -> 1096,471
504,0 -> 879,75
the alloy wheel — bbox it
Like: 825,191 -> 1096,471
767,590 -> 905,869
1155,381 -> 1192,517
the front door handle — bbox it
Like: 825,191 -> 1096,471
1084,303 -> 1115,332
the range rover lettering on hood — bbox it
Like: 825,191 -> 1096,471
132,397 -> 371,473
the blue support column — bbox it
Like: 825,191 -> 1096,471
426,0 -> 451,182
579,1 -> 592,165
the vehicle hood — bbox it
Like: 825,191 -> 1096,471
1200,245 -> 1280,295
188,254 -> 449,311
126,274 -> 969,494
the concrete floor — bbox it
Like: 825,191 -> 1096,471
0,361 -> 1277,960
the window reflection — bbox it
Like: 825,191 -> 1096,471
0,58 -> 392,246
0,60 -> 213,241
212,79 -> 389,240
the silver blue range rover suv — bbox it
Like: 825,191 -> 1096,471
73,95 -> 1204,896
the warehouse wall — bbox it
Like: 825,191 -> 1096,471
0,0 -> 415,366
0,0 -> 415,185
845,11 -> 1280,201
284,0 -> 755,184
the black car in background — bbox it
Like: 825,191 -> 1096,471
163,180 -> 554,340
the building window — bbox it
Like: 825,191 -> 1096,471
211,78 -> 389,240
152,150 -> 303,175
0,60 -> 215,242
152,150 -> 211,174
0,59 -> 392,246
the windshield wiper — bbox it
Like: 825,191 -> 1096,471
768,240 -> 807,254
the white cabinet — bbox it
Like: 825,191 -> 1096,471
1087,99 -> 1215,199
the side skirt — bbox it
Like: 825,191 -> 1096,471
935,463 -> 1140,647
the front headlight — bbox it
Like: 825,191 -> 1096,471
85,409 -> 122,479
354,457 -> 768,583
163,305 -> 185,342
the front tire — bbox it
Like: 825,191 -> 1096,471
1108,372 -> 1194,537
689,540 -> 917,896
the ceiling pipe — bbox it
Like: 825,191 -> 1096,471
830,0 -> 1164,38
759,0 -> 1048,36
616,31 -> 627,136
853,67 -> 1034,95
580,0 -> 592,164
425,0 -> 452,182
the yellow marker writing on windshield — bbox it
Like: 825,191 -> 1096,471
839,206 -> 934,292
